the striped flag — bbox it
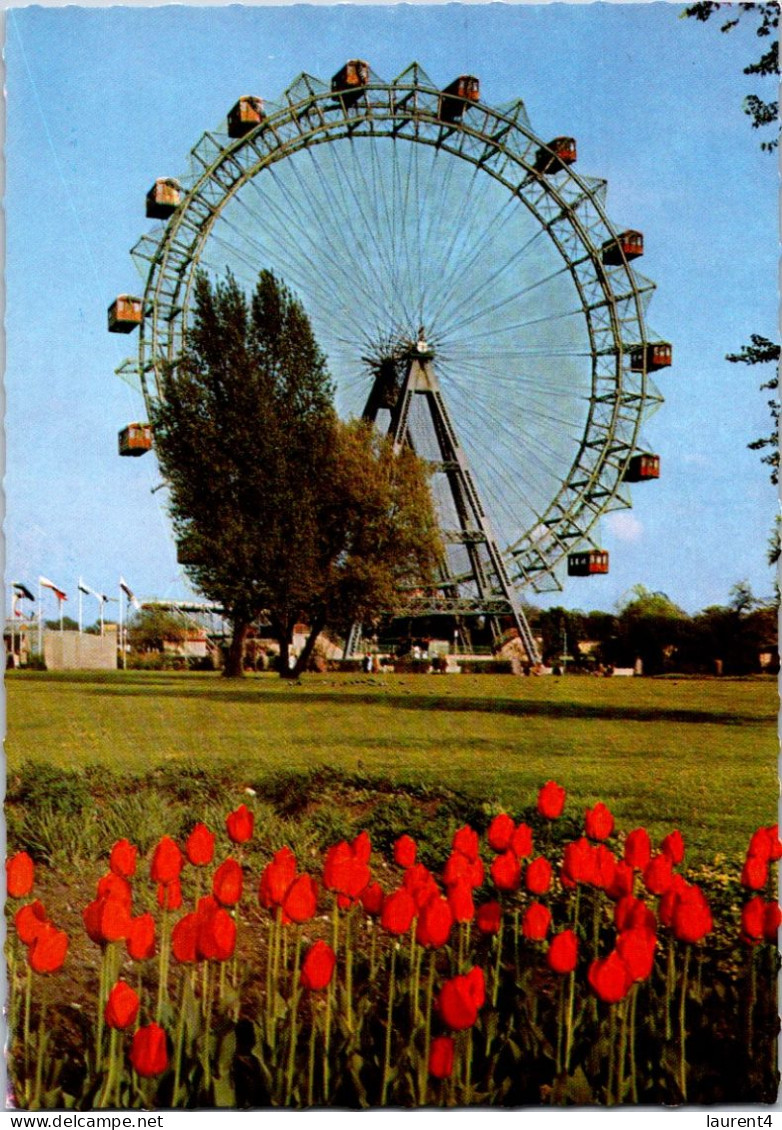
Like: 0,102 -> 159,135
119,577 -> 141,610
12,582 -> 35,602
39,576 -> 67,601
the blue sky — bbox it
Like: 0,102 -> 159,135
5,2 -> 778,623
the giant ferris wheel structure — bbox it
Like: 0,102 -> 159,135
110,61 -> 670,666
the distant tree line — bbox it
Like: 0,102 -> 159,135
529,583 -> 777,676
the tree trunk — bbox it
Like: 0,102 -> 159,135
290,616 -> 326,678
224,619 -> 249,678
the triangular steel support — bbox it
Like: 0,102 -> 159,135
344,335 -> 541,666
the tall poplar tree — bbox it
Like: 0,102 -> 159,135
152,269 -> 441,676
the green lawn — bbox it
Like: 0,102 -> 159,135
6,670 -> 777,862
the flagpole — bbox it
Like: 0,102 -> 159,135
37,578 -> 42,657
78,578 -> 83,634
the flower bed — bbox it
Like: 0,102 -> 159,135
6,783 -> 780,1108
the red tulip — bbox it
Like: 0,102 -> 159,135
741,854 -> 769,890
537,781 -> 565,820
352,830 -> 372,864
259,846 -> 298,909
416,895 -> 453,948
150,837 -> 183,885
197,905 -> 236,961
588,951 -> 633,1002
476,900 -> 501,935
185,823 -> 215,867
97,872 -> 132,907
15,901 -> 48,946
127,912 -> 156,961
585,802 -> 614,841
105,980 -> 140,1029
521,901 -> 551,940
660,830 -> 685,865
130,1023 -> 168,1077
447,879 -> 475,924
624,828 -> 651,871
437,968 -> 485,1030
429,1035 -> 455,1079
300,940 -> 336,991
452,825 -> 480,862
764,901 -> 782,942
404,863 -> 439,908
525,857 -> 552,895
282,874 -> 318,924
643,853 -> 674,895
491,850 -> 521,892
393,835 -> 417,868
741,896 -> 766,944
562,838 -> 596,887
381,888 -> 416,935
443,851 -> 483,890
616,927 -> 656,981
226,803 -> 254,844
28,923 -> 68,973
592,844 -> 617,891
109,839 -> 138,879
323,841 -> 370,901
157,878 -> 182,911
671,886 -> 712,943
510,823 -> 534,859
83,895 -> 132,944
547,929 -> 578,974
615,896 -> 657,934
606,860 -> 635,901
658,874 -> 689,927
212,858 -> 243,907
487,813 -> 515,852
361,881 -> 384,916
171,913 -> 200,964
7,852 -> 34,899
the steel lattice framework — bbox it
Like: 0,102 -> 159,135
118,62 -> 664,606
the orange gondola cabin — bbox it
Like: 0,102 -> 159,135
331,60 -> 370,104
118,423 -> 153,457
534,137 -> 577,174
623,453 -> 660,482
601,230 -> 644,266
227,96 -> 265,139
146,178 -> 181,220
439,75 -> 480,122
629,343 -> 672,372
568,549 -> 609,577
108,295 -> 143,334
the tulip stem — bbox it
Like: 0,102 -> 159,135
32,1013 -> 46,1110
155,908 -> 170,1024
284,929 -> 302,1105
98,1026 -> 119,1109
747,944 -> 757,1062
172,970 -> 189,1106
419,951 -> 436,1104
345,909 -> 354,1032
23,963 -> 33,1071
307,1011 -> 317,1107
665,939 -> 675,1042
555,976 -> 565,1077
381,944 -> 397,1106
629,983 -> 639,1103
607,1003 -> 617,1105
491,918 -> 504,1009
678,944 -> 690,1101
564,967 -> 576,1076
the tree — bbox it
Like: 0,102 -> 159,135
127,606 -> 189,653
611,585 -> 689,674
683,3 -> 779,149
152,269 -> 441,678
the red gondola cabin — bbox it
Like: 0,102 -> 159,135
146,178 -> 181,220
601,230 -> 644,266
568,550 -> 609,577
108,295 -> 143,334
623,453 -> 660,482
439,75 -> 480,122
227,96 -> 265,138
534,137 -> 577,174
331,60 -> 370,104
629,343 -> 672,372
118,423 -> 153,457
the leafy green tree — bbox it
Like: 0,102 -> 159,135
152,269 -> 441,678
611,585 -> 689,674
683,2 -> 778,148
127,606 -> 189,653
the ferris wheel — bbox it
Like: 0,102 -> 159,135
109,61 -> 669,664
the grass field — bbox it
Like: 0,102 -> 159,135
6,670 -> 778,862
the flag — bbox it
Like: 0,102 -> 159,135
12,582 -> 35,601
39,576 -> 67,601
79,581 -> 107,602
78,581 -> 92,596
119,577 -> 141,610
